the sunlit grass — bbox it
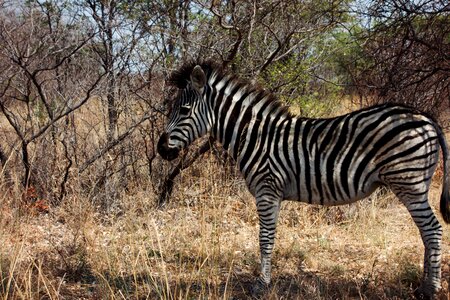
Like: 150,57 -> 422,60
0,134 -> 449,299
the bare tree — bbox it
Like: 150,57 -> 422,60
0,1 -> 102,195
347,0 -> 450,118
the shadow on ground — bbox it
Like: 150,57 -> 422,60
69,268 -> 448,300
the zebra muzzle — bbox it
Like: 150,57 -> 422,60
157,132 -> 180,161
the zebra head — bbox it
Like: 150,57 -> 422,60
158,65 -> 210,161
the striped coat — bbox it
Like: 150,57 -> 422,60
158,61 -> 449,299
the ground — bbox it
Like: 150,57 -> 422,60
1,111 -> 449,299
1,156 -> 449,299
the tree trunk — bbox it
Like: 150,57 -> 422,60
21,141 -> 31,187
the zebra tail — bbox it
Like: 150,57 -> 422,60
436,122 -> 450,224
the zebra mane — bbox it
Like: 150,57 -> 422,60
168,60 -> 223,89
168,60 -> 292,117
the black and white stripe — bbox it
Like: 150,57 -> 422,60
157,62 -> 450,299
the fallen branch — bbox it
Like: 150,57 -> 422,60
157,136 -> 213,208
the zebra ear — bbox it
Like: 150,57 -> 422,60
190,65 -> 206,92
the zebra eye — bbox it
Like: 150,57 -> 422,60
179,105 -> 190,115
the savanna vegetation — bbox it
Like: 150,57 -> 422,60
0,0 -> 449,299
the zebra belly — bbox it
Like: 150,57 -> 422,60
283,174 -> 381,206
279,149 -> 383,206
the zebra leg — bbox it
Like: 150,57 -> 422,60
401,196 -> 443,299
251,188 -> 282,296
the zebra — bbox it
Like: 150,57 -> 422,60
157,61 -> 450,299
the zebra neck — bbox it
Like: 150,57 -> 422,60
210,81 -> 249,159
209,78 -> 290,161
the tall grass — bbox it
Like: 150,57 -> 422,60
0,140 -> 449,299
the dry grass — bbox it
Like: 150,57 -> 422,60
1,105 -> 449,299
1,150 -> 449,300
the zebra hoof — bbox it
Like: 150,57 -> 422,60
413,285 -> 435,300
250,278 -> 269,299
